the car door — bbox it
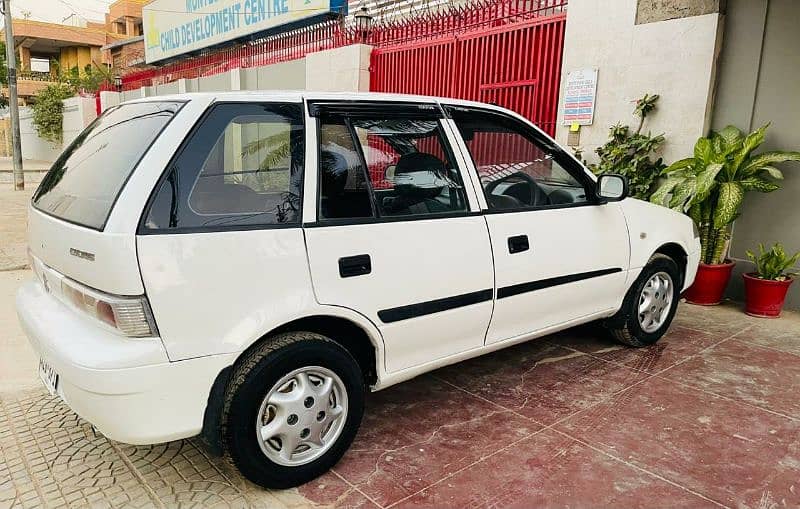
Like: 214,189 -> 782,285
302,101 -> 494,373
445,105 -> 630,344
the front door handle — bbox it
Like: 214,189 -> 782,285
339,254 -> 372,278
508,235 -> 529,254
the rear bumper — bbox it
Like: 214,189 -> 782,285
16,279 -> 235,444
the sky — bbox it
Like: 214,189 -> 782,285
9,0 -> 112,24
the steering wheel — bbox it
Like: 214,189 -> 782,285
485,171 -> 548,206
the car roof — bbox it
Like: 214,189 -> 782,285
122,90 -> 506,113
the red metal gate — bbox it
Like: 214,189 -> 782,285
370,10 -> 566,136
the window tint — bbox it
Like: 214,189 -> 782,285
143,103 -> 304,231
34,101 -> 182,230
449,108 -> 589,210
318,115 -> 467,220
318,119 -> 374,220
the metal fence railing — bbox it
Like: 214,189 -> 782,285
118,0 -> 567,92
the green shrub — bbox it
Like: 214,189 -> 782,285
746,243 -> 800,281
589,93 -> 666,199
30,63 -> 112,145
30,83 -> 74,144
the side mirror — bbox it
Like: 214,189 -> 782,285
596,174 -> 628,202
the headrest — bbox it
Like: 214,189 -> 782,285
395,152 -> 446,175
393,152 -> 446,200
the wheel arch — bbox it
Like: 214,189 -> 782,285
199,313 -> 381,455
653,242 -> 688,288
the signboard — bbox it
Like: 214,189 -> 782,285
562,68 -> 598,126
144,0 -> 346,64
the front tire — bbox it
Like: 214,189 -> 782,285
605,254 -> 682,347
222,332 -> 364,489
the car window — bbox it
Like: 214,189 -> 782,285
143,103 -> 304,231
318,114 -> 468,220
34,101 -> 182,230
448,108 -> 589,210
318,119 -> 375,220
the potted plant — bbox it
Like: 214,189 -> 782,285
743,243 -> 799,317
652,124 -> 800,305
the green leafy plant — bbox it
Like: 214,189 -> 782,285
30,63 -> 113,145
589,93 -> 666,199
652,124 -> 800,264
746,243 -> 800,281
30,82 -> 74,144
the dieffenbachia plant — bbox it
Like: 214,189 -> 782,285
651,124 -> 800,265
746,243 -> 800,281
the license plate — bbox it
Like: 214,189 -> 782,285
38,358 -> 59,396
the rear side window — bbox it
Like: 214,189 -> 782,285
142,102 -> 304,231
318,114 -> 467,220
33,101 -> 182,230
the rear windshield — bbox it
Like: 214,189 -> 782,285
33,101 -> 183,230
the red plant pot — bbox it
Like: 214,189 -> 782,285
683,261 -> 735,305
743,273 -> 794,318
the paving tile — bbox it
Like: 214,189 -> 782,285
333,375 -> 540,507
0,391 -> 158,508
672,301 -> 754,336
661,338 -> 800,419
556,379 -> 800,508
298,472 -> 380,509
548,324 -> 720,374
394,428 -> 717,509
735,316 -> 800,357
0,388 -> 364,509
435,339 -> 648,426
121,439 -> 255,508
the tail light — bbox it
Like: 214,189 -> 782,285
60,279 -> 159,338
28,250 -> 158,338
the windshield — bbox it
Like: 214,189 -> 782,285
33,101 -> 183,230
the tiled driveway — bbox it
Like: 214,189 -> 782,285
2,301 -> 799,508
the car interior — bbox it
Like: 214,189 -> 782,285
318,118 -> 467,219
455,121 -> 589,209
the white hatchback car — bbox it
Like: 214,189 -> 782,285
18,91 -> 699,488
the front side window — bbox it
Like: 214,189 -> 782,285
448,108 -> 590,210
318,114 -> 467,220
34,101 -> 182,230
143,103 -> 304,231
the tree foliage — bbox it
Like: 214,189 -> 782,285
589,94 -> 666,199
651,124 -> 800,264
51,61 -> 112,93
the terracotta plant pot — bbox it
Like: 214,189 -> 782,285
683,261 -> 735,305
743,272 -> 794,318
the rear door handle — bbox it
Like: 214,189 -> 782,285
339,254 -> 372,278
508,235 -> 529,254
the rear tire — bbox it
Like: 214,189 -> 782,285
222,331 -> 364,489
604,254 -> 682,347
